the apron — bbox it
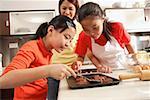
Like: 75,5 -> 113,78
92,36 -> 127,69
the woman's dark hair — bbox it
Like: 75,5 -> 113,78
59,0 -> 79,20
34,15 -> 76,39
78,2 -> 112,41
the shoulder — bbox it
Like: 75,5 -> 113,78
74,20 -> 83,34
79,31 -> 91,41
109,22 -> 130,46
74,20 -> 82,28
19,40 -> 38,52
110,22 -> 124,30
109,22 -> 126,36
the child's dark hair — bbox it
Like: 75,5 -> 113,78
34,15 -> 76,39
78,2 -> 112,41
59,0 -> 79,20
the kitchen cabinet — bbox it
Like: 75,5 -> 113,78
144,8 -> 150,22
104,8 -> 150,52
104,8 -> 150,32
0,10 -> 55,35
0,12 -> 10,35
104,8 -> 146,31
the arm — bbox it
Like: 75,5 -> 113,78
125,43 -> 135,54
72,31 -> 89,70
71,50 -> 101,70
112,22 -> 135,54
86,49 -> 101,67
0,64 -> 76,89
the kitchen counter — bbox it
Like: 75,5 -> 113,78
58,65 -> 150,100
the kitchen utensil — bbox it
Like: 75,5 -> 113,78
67,73 -> 120,89
80,68 -> 98,74
119,70 -> 150,81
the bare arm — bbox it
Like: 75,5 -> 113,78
0,64 -> 76,89
125,43 -> 135,54
86,49 -> 101,67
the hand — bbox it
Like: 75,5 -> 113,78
97,65 -> 112,73
71,61 -> 82,71
48,64 -> 76,80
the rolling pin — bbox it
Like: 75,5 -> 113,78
119,70 -> 150,81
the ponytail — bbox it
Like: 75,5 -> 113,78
34,22 -> 49,39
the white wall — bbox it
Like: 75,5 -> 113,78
0,0 -> 59,14
0,0 -> 146,11
0,2 -> 2,10
82,0 -> 146,9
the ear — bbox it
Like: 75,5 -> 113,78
47,25 -> 55,33
102,18 -> 105,22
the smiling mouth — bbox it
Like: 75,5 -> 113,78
59,47 -> 65,52
60,48 -> 64,51
55,48 -> 63,53
92,35 -> 99,39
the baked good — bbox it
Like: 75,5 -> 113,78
76,76 -> 89,85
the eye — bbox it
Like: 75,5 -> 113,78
62,7 -> 67,10
64,35 -> 70,39
93,27 -> 98,30
69,7 -> 73,10
92,25 -> 99,30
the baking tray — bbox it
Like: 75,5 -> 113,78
66,73 -> 120,89
80,68 -> 98,74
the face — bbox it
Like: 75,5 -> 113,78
46,26 -> 76,53
80,16 -> 104,39
60,0 -> 76,19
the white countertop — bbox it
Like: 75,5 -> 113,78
58,65 -> 150,100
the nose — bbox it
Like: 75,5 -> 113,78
64,44 -> 70,49
64,9 -> 70,15
65,40 -> 71,48
65,42 -> 69,48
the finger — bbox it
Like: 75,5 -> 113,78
108,67 -> 112,73
97,67 -> 103,72
65,65 -> 77,78
72,64 -> 78,70
74,65 -> 78,70
60,73 -> 66,80
78,62 -> 82,67
62,69 -> 71,77
105,67 -> 109,73
101,67 -> 106,73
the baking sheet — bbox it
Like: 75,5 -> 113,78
67,73 -> 120,89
